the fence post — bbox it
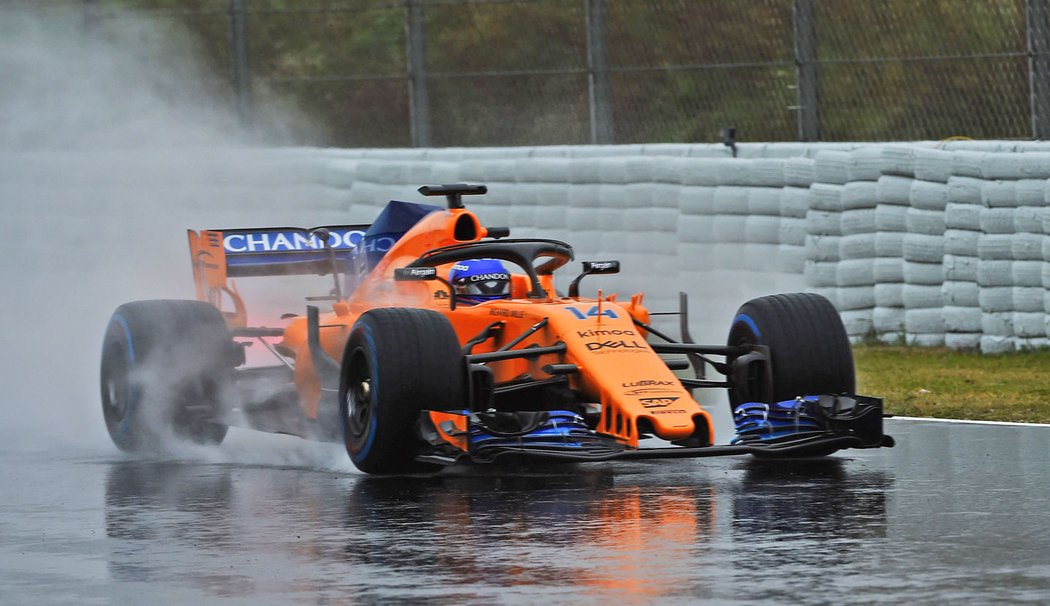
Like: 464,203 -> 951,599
82,0 -> 101,30
229,0 -> 255,132
792,0 -> 820,141
407,0 -> 431,147
1027,0 -> 1050,139
586,0 -> 614,144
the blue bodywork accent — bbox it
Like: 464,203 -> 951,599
731,396 -> 825,445
469,411 -> 593,450
346,200 -> 443,287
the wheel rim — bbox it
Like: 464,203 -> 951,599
346,349 -> 373,440
101,347 -> 130,430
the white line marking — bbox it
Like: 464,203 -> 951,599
888,416 -> 1050,428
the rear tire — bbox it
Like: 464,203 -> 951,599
100,300 -> 236,452
726,293 -> 854,408
340,308 -> 467,474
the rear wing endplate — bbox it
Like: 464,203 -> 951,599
187,225 -> 369,325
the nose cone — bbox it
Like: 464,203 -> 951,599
556,304 -> 712,446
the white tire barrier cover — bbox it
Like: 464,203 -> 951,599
947,176 -> 984,204
944,254 -> 979,281
804,260 -> 838,287
977,260 -> 1014,286
944,229 -> 980,256
903,259 -> 945,285
945,202 -> 983,230
837,258 -> 876,286
805,235 -> 841,261
875,204 -> 909,232
902,284 -> 945,309
876,175 -> 913,204
873,257 -> 905,283
875,231 -> 905,256
902,234 -> 945,263
1013,287 -> 1045,312
981,313 -> 1015,337
840,208 -> 877,235
910,180 -> 950,211
945,332 -> 982,349
780,187 -> 811,218
978,234 -> 1017,260
837,285 -> 876,310
944,306 -> 983,332
842,181 -> 879,209
905,208 -> 946,235
839,233 -> 877,260
980,207 -> 1017,234
979,287 -> 1015,312
873,306 -> 906,332
905,308 -> 944,334
942,280 -> 980,306
809,183 -> 845,212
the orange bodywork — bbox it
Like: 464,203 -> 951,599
188,206 -> 714,448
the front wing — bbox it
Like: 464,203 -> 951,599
416,395 -> 894,466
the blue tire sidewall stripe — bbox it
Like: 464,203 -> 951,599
348,324 -> 379,462
111,313 -> 137,443
733,313 -> 762,342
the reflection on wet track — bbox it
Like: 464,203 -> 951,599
4,420 -> 1050,604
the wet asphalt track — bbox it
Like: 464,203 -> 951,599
4,419 -> 1050,605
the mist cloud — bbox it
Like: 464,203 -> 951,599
0,6 -> 350,469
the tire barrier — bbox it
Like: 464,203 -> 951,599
255,142 -> 1050,353
6,141 -> 1050,352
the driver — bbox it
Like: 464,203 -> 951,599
449,258 -> 511,305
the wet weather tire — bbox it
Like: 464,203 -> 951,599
100,300 -> 235,452
340,308 -> 467,474
726,292 -> 855,408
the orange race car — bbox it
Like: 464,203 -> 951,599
100,184 -> 893,473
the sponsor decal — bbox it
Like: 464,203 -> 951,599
224,228 -> 365,253
489,308 -> 525,318
585,340 -> 648,353
639,397 -> 679,409
623,380 -> 675,388
623,379 -> 678,396
651,409 -> 688,415
404,267 -> 435,278
588,261 -> 616,271
468,272 -> 509,282
433,290 -> 449,300
567,306 -> 619,320
625,387 -> 679,396
577,329 -> 635,338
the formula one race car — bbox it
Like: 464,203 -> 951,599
100,184 -> 893,473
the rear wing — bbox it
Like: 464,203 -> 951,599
187,225 -> 368,325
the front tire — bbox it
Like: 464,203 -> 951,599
100,300 -> 236,452
340,308 -> 467,474
726,293 -> 855,408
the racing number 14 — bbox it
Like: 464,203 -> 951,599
567,306 -> 619,320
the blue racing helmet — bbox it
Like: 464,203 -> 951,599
449,258 -> 511,305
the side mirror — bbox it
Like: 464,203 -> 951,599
394,267 -> 438,281
569,260 -> 620,298
582,260 -> 619,274
394,266 -> 457,311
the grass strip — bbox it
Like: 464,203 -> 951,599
853,345 -> 1050,423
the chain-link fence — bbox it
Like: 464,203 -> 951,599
30,0 -> 1050,147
